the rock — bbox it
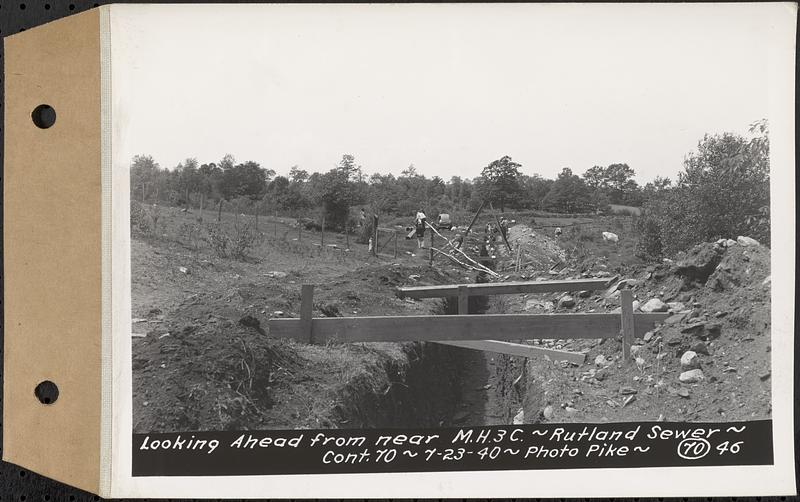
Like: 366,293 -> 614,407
178,266 -> 189,274
621,395 -> 636,407
319,304 -> 343,317
641,298 -> 668,313
677,387 -> 690,398
682,321 -> 722,339
542,405 -> 554,420
578,290 -> 591,298
737,236 -> 760,247
408,274 -> 421,281
725,239 -> 737,247
594,354 -> 609,366
690,341 -> 710,355
512,408 -> 525,424
630,345 -> 643,357
632,300 -> 641,311
679,369 -> 704,383
266,271 -> 288,278
620,386 -> 637,395
674,243 -> 724,283
664,313 -> 687,325
667,302 -> 687,313
558,295 -> 576,308
665,336 -> 683,346
635,357 -> 646,367
680,351 -> 700,370
595,368 -> 608,381
759,371 -> 771,381
643,330 -> 656,342
762,275 -> 771,286
565,406 -> 578,414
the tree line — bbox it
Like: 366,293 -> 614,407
131,119 -> 769,257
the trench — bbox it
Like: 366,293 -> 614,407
328,271 -> 538,429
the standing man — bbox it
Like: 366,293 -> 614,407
415,209 -> 427,249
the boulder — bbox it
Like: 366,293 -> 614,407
679,369 -> 704,383
690,341 -> 710,355
542,405 -> 554,420
680,350 -> 700,370
558,295 -> 576,308
725,239 -> 737,247
674,243 -> 724,283
737,236 -> 760,247
641,298 -> 668,313
632,300 -> 641,311
594,354 -> 609,366
667,302 -> 687,312
512,408 -> 525,425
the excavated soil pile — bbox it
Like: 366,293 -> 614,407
497,239 -> 771,424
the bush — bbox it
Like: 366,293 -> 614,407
204,220 -> 261,259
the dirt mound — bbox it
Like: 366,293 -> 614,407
508,238 -> 771,424
506,224 -> 566,267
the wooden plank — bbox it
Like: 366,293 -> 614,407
269,312 -> 669,343
457,285 -> 469,314
462,199 -> 486,238
436,340 -> 586,364
621,289 -> 635,363
398,277 -> 614,299
300,285 -> 314,343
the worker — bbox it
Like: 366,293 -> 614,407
415,209 -> 427,248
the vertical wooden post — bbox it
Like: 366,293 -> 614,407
301,285 -> 314,344
393,232 -> 398,258
458,285 -> 469,315
199,192 -> 205,223
515,243 -> 522,272
372,215 -> 379,257
620,288 -> 635,364
321,215 -> 325,250
429,228 -> 434,265
274,211 -> 278,240
345,225 -> 350,250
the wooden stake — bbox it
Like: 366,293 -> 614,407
515,243 -> 522,272
621,288 -> 635,364
429,228 -> 434,265
372,215 -> 379,257
301,285 -> 314,344
457,285 -> 469,315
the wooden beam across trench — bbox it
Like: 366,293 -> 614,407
397,277 -> 615,300
269,283 -> 666,363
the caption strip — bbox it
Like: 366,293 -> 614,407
133,420 -> 772,476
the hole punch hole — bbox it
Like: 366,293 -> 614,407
31,104 -> 56,129
34,381 -> 59,405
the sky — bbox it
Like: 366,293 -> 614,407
111,3 -> 791,184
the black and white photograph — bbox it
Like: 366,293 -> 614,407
107,2 -> 795,495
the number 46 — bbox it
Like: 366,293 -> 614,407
716,441 -> 743,455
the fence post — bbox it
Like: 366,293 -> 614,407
372,215 -> 379,257
301,285 -> 314,344
620,288 -> 635,364
458,285 -> 469,315
429,228 -> 434,265
321,216 -> 325,250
